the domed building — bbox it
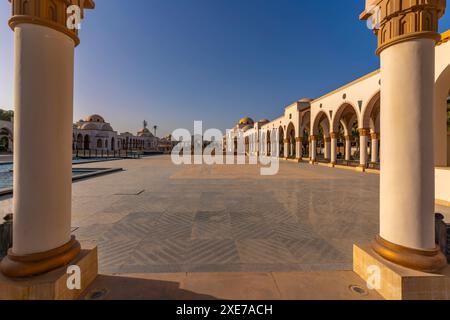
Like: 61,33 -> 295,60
73,116 -> 166,154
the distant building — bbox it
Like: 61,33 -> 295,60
72,115 -> 164,153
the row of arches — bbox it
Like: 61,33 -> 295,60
244,93 -> 382,169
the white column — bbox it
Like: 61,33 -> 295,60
359,129 -> 369,168
371,133 -> 379,163
330,133 -> 337,164
12,24 -> 74,255
380,39 -> 436,250
283,140 -> 289,158
295,138 -> 301,159
310,136 -> 317,163
345,136 -> 351,161
323,138 -> 329,160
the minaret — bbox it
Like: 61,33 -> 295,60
360,0 -> 446,272
1,0 -> 95,278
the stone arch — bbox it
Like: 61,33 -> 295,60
332,102 -> 360,133
278,126 -> 285,157
97,139 -> 103,149
312,111 -> 331,160
362,91 -> 381,130
111,137 -> 115,151
286,122 -> 296,158
76,133 -> 83,150
435,64 -> 450,166
266,130 -> 271,156
312,111 -> 331,136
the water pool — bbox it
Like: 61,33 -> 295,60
0,164 -> 112,189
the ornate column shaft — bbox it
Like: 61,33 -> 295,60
1,0 -> 95,278
283,139 -> 289,158
361,0 -> 446,272
295,137 -> 302,159
345,135 -> 351,161
310,135 -> 317,163
330,132 -> 338,164
359,128 -> 370,168
371,132 -> 379,163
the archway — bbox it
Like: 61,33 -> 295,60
363,92 -> 381,167
435,63 -> 450,166
287,122 -> 296,159
266,131 -> 271,156
97,139 -> 103,149
300,111 -> 310,158
0,136 -> 9,152
76,134 -> 83,150
278,127 -> 285,158
332,102 -> 360,165
312,111 -> 331,162
245,137 -> 250,155
84,135 -> 90,150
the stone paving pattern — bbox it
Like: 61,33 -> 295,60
66,156 -> 382,274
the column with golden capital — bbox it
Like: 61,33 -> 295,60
310,135 -> 317,163
330,132 -> 338,165
370,132 -> 379,163
361,0 -> 446,272
1,0 -> 95,278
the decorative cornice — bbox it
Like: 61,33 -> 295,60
361,0 -> 446,55
8,0 -> 95,46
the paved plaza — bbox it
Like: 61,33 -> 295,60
1,155 -> 448,276
63,155 -> 383,274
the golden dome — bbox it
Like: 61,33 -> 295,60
239,117 -> 254,126
137,128 -> 154,137
85,114 -> 105,123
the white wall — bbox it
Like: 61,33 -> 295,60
436,167 -> 450,204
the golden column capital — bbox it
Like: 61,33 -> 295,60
295,137 -> 302,143
324,137 -> 331,143
371,132 -> 380,140
310,135 -> 317,142
8,0 -> 95,46
360,0 -> 446,55
345,135 -> 352,141
359,128 -> 371,137
330,132 -> 339,139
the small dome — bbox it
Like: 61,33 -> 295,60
85,114 -> 105,123
239,117 -> 254,126
137,128 -> 154,137
101,124 -> 113,131
298,98 -> 312,103
259,119 -> 270,124
81,123 -> 100,130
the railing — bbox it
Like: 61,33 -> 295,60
435,213 -> 450,263
73,149 -> 142,159
0,214 -> 12,259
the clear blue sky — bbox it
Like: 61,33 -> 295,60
1,1 -> 449,136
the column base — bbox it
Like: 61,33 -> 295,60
0,236 -> 81,278
0,241 -> 98,300
372,235 -> 447,273
353,243 -> 450,300
356,165 -> 366,172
